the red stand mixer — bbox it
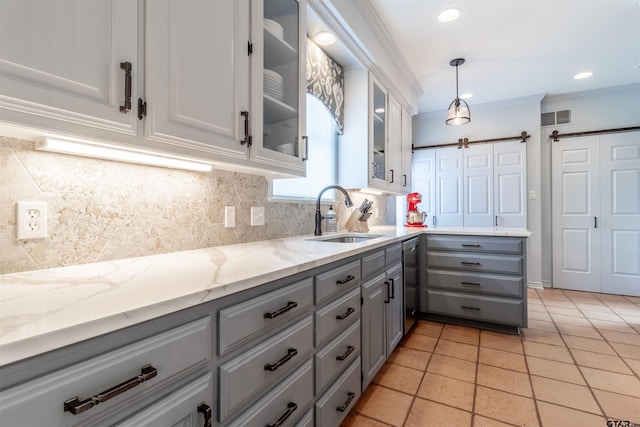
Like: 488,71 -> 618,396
405,192 -> 427,227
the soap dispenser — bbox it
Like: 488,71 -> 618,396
325,205 -> 337,232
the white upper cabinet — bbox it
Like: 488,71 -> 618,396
400,108 -> 413,193
250,0 -> 307,176
145,0 -> 250,162
0,0 -> 139,136
339,69 -> 404,194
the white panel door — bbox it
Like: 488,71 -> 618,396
600,132 -> 640,296
0,0 -> 138,134
412,149 -> 436,224
145,0 -> 249,160
463,144 -> 493,227
494,141 -> 527,228
552,136 -> 601,292
435,147 -> 464,227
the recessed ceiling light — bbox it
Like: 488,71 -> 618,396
438,8 -> 461,22
313,31 -> 336,45
574,71 -> 594,80
460,93 -> 473,99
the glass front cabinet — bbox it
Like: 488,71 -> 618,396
250,0 -> 307,177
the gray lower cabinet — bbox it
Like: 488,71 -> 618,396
424,235 -> 528,330
361,244 -> 404,389
0,240 -> 415,427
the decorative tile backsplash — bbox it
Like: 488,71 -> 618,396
0,136 -> 392,274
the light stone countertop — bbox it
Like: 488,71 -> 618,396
0,225 -> 531,366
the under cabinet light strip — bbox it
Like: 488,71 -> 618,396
36,137 -> 213,172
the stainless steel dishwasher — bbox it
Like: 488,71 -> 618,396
402,238 -> 419,334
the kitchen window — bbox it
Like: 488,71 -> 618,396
270,93 -> 338,201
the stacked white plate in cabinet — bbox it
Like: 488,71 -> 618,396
264,69 -> 284,101
264,19 -> 284,40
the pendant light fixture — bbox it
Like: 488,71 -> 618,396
446,58 -> 471,125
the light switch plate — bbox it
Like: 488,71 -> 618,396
251,207 -> 265,226
224,206 -> 235,227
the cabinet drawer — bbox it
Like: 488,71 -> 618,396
227,360 -> 313,427
294,409 -> 313,427
362,250 -> 385,279
315,260 -> 360,304
115,373 -> 213,427
315,320 -> 361,395
427,290 -> 524,326
314,359 -> 361,427
385,243 -> 402,267
218,316 -> 313,422
218,278 -> 313,355
427,269 -> 523,298
315,287 -> 361,345
0,318 -> 210,426
427,252 -> 523,275
426,236 -> 523,255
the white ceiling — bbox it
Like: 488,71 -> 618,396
365,0 -> 640,114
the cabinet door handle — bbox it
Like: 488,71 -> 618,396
384,281 -> 390,303
119,61 -> 132,113
64,365 -> 157,415
389,169 -> 395,183
264,301 -> 297,319
461,281 -> 480,286
594,216 -> 598,228
461,262 -> 481,266
336,345 -> 355,361
461,305 -> 480,311
336,275 -> 355,285
372,162 -> 378,178
336,392 -> 356,412
197,403 -> 212,427
302,135 -> 309,161
389,278 -> 395,299
336,307 -> 355,320
402,174 -> 407,187
264,348 -> 297,371
240,111 -> 252,146
267,402 -> 298,427
461,244 -> 481,248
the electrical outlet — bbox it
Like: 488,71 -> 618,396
224,206 -> 235,228
250,207 -> 265,226
16,201 -> 48,239
528,190 -> 536,200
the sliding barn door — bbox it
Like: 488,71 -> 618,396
552,136 -> 601,292
552,131 -> 640,296
600,132 -> 640,296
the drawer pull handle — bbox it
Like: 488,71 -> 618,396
264,348 -> 297,371
461,305 -> 480,311
462,244 -> 481,248
264,301 -> 297,319
461,262 -> 481,266
119,61 -> 132,113
198,403 -> 212,427
336,345 -> 355,361
336,392 -> 356,412
63,364 -> 157,415
267,402 -> 297,427
336,307 -> 355,320
461,281 -> 480,286
336,275 -> 355,285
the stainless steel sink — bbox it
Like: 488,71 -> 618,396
307,234 -> 383,243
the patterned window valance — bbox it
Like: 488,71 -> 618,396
306,38 -> 344,132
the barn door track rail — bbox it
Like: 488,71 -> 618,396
550,126 -> 640,142
413,131 -> 530,152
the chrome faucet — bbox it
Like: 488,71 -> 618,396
314,185 -> 353,236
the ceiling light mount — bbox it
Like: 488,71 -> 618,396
446,58 -> 471,126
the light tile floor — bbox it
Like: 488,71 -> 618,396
342,288 -> 640,427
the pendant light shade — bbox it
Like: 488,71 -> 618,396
446,58 -> 471,126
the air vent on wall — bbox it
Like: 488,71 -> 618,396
541,109 -> 571,127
